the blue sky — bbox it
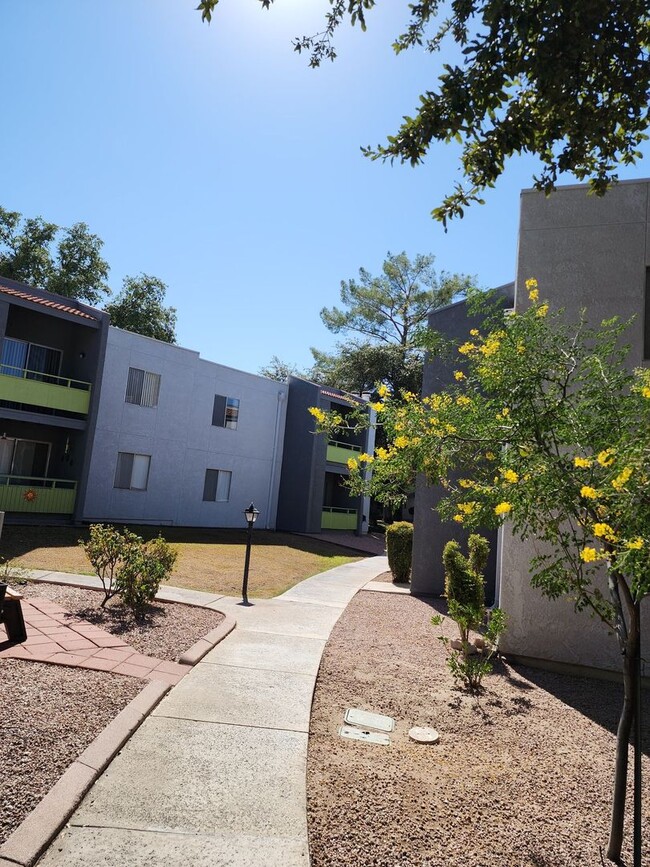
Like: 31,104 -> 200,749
3,2 -> 648,375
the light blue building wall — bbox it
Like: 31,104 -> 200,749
82,326 -> 288,528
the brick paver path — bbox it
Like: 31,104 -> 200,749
0,597 -> 188,686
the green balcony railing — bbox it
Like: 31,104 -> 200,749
326,439 -> 362,465
0,476 -> 77,514
321,506 -> 358,530
0,365 -> 91,415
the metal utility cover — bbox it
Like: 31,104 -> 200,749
338,725 -> 391,746
344,708 -> 395,732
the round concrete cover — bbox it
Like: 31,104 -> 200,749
409,726 -> 439,744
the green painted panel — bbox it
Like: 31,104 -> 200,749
0,373 -> 90,414
326,443 -> 362,465
0,483 -> 76,514
321,510 -> 357,530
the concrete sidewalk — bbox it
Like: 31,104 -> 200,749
33,555 -> 388,867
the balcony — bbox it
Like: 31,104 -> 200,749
0,476 -> 77,514
321,506 -> 357,531
0,366 -> 91,415
326,439 -> 362,465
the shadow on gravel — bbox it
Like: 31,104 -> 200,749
510,663 -> 650,757
63,601 -> 167,634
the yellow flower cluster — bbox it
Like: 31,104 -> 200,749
347,458 -> 358,470
377,383 -> 390,399
470,329 -> 480,337
574,456 -> 592,468
597,449 -> 615,467
593,523 -> 617,542
501,469 -> 519,484
494,502 -> 512,516
611,467 -> 632,490
394,436 -> 410,449
525,278 -> 538,302
536,304 -> 549,318
308,406 -> 326,423
456,395 -> 472,406
580,486 -> 599,499
458,501 -> 477,515
359,453 -> 374,464
459,479 -> 474,488
369,402 -> 384,412
375,447 -> 389,461
580,547 -> 599,563
626,538 -> 644,550
642,386 -> 650,399
479,336 -> 501,357
453,370 -> 466,381
458,342 -> 476,355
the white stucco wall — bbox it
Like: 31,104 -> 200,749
82,328 -> 288,528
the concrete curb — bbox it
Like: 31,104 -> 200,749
178,614 -> 237,665
0,681 -> 170,867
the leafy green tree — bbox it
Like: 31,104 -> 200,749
198,1 -> 649,224
106,275 -> 177,343
316,286 -> 650,863
0,207 -> 110,304
258,355 -> 303,382
311,251 -> 472,396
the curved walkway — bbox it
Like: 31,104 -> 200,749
31,555 -> 389,867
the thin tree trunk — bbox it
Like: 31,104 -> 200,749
606,646 -> 636,861
606,570 -> 639,863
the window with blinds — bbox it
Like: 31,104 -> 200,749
125,367 -> 161,407
1,337 -> 61,382
202,468 -> 232,502
114,452 -> 151,491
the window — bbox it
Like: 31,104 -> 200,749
1,338 -> 61,382
203,469 -> 232,502
212,394 -> 240,429
125,368 -> 161,407
0,437 -> 50,478
114,452 -> 151,491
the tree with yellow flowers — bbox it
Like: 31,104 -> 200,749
313,283 -> 650,864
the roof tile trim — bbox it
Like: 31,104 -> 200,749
0,284 -> 97,321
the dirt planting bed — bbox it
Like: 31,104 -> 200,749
307,589 -> 650,867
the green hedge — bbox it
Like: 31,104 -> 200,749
386,521 -> 413,583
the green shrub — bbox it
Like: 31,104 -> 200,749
386,521 -> 413,582
81,524 -> 177,613
438,534 -> 506,691
443,535 -> 486,642
432,609 -> 506,692
81,524 -> 127,607
115,534 -> 177,615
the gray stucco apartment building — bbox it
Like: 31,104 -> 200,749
413,178 -> 650,676
0,280 -> 374,536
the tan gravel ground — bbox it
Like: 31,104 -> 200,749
307,589 -> 650,867
1,583 -> 225,845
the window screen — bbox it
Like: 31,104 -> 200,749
114,452 -> 150,490
203,469 -> 232,502
126,368 -> 161,407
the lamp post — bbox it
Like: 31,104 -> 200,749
241,502 -> 259,604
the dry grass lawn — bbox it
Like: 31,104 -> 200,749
1,525 -> 361,598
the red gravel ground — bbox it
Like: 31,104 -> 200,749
307,589 -> 650,867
